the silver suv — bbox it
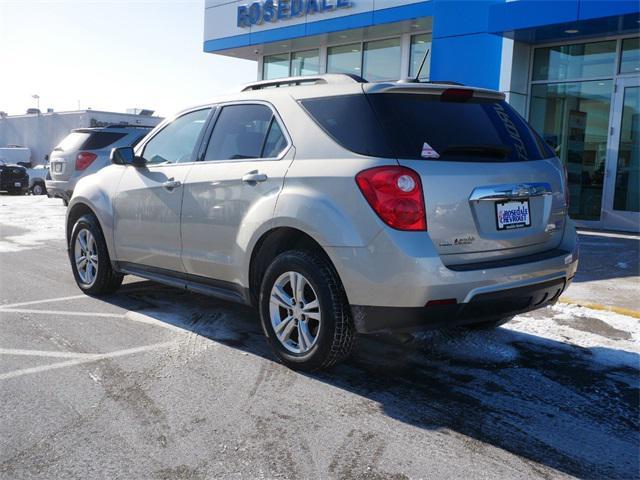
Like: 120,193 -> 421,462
66,75 -> 579,371
47,125 -> 155,205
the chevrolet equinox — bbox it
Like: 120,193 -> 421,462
66,74 -> 579,371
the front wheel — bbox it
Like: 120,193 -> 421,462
259,250 -> 355,371
69,214 -> 123,295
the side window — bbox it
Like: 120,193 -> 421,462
262,119 -> 287,158
142,108 -> 211,165
204,104 -> 287,161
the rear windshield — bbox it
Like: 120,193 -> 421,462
82,132 -> 127,150
53,131 -> 127,152
300,93 -> 554,161
54,132 -> 91,152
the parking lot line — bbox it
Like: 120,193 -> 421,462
0,348 -> 97,359
0,341 -> 177,381
0,294 -> 88,309
0,308 -> 125,318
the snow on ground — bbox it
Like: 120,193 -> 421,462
508,303 -> 639,368
0,195 -> 66,252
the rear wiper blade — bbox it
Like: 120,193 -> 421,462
440,145 -> 511,158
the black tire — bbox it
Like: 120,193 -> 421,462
259,250 -> 355,372
31,182 -> 46,195
69,214 -> 123,295
465,316 -> 513,330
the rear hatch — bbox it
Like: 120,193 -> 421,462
365,85 -> 567,266
49,130 -> 128,181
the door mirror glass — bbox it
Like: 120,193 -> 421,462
111,146 -> 144,167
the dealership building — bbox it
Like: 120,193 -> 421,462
204,0 -> 640,232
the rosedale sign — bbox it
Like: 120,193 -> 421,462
237,0 -> 353,27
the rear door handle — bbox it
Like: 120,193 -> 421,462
162,179 -> 181,190
242,171 -> 268,183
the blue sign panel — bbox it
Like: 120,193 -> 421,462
237,0 -> 352,27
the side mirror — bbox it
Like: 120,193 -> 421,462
111,147 -> 145,167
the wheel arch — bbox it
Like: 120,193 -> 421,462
66,201 -> 115,261
247,226 -> 344,306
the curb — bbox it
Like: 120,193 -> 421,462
558,297 -> 640,320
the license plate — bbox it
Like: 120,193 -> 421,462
54,163 -> 62,173
496,200 -> 531,230
14,182 -> 21,187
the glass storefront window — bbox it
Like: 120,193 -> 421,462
613,86 -> 640,212
362,38 -> 401,81
620,37 -> 640,74
529,80 -> 613,221
532,41 -> 616,81
263,53 -> 289,80
291,49 -> 319,76
409,34 -> 432,80
327,43 -> 362,75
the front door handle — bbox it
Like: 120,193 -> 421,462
242,171 -> 268,183
162,179 -> 181,190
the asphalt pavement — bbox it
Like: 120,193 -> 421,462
1,195 -> 638,480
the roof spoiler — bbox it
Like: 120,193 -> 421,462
364,82 -> 506,100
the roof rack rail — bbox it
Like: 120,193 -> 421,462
396,78 -> 466,86
103,124 -> 155,129
240,73 -> 367,92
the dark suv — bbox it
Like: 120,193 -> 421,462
0,159 -> 29,195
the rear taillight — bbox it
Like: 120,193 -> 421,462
562,161 -> 570,209
75,152 -> 97,171
356,166 -> 427,231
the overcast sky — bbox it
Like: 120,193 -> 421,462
0,0 -> 256,117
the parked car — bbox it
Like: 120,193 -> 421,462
46,125 -> 153,205
0,158 -> 29,195
27,164 -> 49,195
65,74 -> 579,371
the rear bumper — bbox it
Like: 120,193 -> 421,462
45,180 -> 74,200
325,219 -> 579,333
0,176 -> 29,192
352,276 -> 569,333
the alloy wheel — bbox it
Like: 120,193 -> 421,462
74,228 -> 98,286
269,271 -> 322,354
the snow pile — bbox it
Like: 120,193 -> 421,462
507,303 -> 640,368
0,196 -> 66,252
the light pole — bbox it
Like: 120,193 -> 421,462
31,94 -> 40,112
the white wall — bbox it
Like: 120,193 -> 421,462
0,111 -> 161,166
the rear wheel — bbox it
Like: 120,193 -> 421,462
31,182 -> 46,195
259,250 -> 355,371
69,214 -> 123,295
